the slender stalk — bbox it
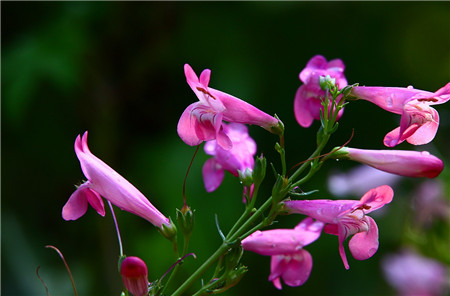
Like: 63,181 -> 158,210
107,201 -> 123,256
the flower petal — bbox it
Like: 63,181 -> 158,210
62,183 -> 90,220
85,188 -> 105,216
177,103 -> 203,146
280,250 -> 313,288
294,85 -> 315,128
202,158 -> 224,192
359,185 -> 393,214
349,216 -> 379,260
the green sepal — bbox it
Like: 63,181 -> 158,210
340,83 -> 359,99
328,146 -> 350,160
159,217 -> 177,242
117,254 -> 127,273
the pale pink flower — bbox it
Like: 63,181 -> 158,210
343,147 -> 444,178
328,165 -> 402,197
349,83 -> 450,147
177,64 -> 280,150
284,185 -> 394,269
413,179 -> 450,228
382,249 -> 448,296
62,132 -> 170,228
242,218 -> 324,289
120,256 -> 149,296
294,55 -> 347,128
202,123 -> 256,193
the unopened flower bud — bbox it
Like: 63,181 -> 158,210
252,154 -> 267,186
272,174 -> 290,203
176,207 -> 195,237
319,75 -> 336,91
238,168 -> 254,187
120,256 -> 149,296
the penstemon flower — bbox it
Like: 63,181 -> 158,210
62,132 -> 170,229
241,217 -> 324,289
177,64 -> 281,150
294,55 -> 348,128
284,185 -> 393,269
202,123 -> 256,193
120,256 -> 149,296
349,83 -> 450,147
334,147 -> 444,178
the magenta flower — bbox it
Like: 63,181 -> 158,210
350,83 -> 450,147
242,217 -> 324,289
177,64 -> 280,150
284,185 -> 394,269
294,55 -> 348,128
62,132 -> 170,228
382,249 -> 448,296
341,147 -> 444,178
120,256 -> 149,296
202,123 -> 256,193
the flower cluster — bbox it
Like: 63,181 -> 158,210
59,56 -> 448,296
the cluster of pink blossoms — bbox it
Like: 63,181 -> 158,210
61,56 -> 448,294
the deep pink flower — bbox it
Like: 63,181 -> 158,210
284,185 -> 393,269
202,123 -> 256,193
242,217 -> 324,289
120,256 -> 149,296
177,64 -> 280,150
62,132 -> 170,228
294,55 -> 347,128
344,147 -> 444,178
382,249 -> 448,296
349,83 -> 450,147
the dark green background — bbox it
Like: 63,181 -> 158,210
2,2 -> 449,296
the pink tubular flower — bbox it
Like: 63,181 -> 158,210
202,123 -> 256,193
382,249 -> 449,296
120,256 -> 149,296
62,132 -> 170,228
177,64 -> 280,150
342,147 -> 444,178
284,185 -> 394,270
349,83 -> 450,147
241,217 -> 324,289
294,55 -> 347,128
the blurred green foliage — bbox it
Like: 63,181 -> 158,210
2,2 -> 449,296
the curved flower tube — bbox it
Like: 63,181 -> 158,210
202,123 -> 256,193
339,147 -> 444,178
349,83 -> 450,147
284,185 -> 393,269
177,64 -> 280,150
62,132 -> 170,229
294,55 -> 347,128
242,217 -> 324,289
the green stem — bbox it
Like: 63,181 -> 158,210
288,133 -> 330,183
171,244 -> 229,296
171,195 -> 274,296
228,196 -> 273,242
